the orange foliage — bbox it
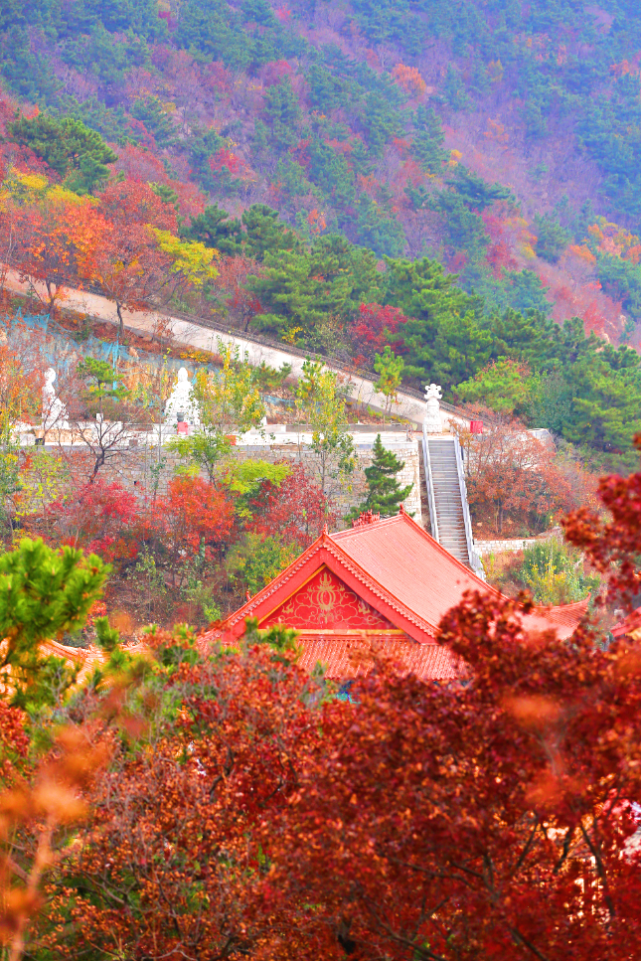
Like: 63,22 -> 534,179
307,209 -> 326,235
484,118 -> 509,144
391,63 -> 427,98
568,244 -> 597,265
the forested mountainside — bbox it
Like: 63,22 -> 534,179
4,0 -> 641,462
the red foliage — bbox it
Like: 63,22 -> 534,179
487,240 -> 518,277
0,703 -> 29,783
216,255 -> 263,324
289,137 -> 311,170
201,61 -> 232,95
324,138 -> 355,157
447,250 -> 468,272
43,636 -> 324,960
114,143 -> 168,185
481,204 -> 509,241
209,148 -> 246,177
92,179 -> 179,321
268,586 -> 641,960
275,6 -> 292,22
35,455 -> 641,960
391,63 -> 427,97
392,137 -> 410,157
459,411 -> 579,534
352,303 -> 407,356
46,480 -> 140,564
157,10 -> 177,30
12,198 -> 111,309
262,60 -> 292,87
564,437 -> 641,604
247,463 -> 336,549
151,475 -> 234,563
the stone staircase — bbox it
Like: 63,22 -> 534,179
422,433 -> 485,578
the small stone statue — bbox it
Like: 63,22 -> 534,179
424,383 -> 443,434
42,368 -> 69,431
164,367 -> 201,428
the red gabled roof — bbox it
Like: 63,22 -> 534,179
199,512 -> 588,677
331,511 -> 498,634
207,514 -> 467,646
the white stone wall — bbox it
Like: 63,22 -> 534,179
57,437 -> 422,527
475,531 -> 559,556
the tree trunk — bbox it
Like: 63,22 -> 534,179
116,302 -> 124,341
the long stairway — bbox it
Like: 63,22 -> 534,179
422,433 -> 485,578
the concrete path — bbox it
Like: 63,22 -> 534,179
2,268 -> 459,428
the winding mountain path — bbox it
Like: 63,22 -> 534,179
2,267 -> 446,426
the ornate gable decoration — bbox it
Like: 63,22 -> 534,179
261,568 -> 394,631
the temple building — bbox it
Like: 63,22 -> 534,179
202,509 -> 588,681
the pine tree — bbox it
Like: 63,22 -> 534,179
352,434 -> 413,519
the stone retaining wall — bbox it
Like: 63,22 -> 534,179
53,438 -> 423,526
475,530 -> 559,556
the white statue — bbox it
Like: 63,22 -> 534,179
164,367 -> 201,428
424,383 -> 443,434
42,368 -> 69,431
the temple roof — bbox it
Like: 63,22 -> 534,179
200,512 -> 588,681
331,512 -> 495,635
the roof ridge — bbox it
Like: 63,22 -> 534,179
333,510 -> 498,596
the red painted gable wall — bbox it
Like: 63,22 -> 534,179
260,567 -> 395,631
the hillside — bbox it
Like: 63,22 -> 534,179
4,0 -> 641,463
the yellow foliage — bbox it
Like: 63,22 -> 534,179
152,229 -> 219,286
282,326 -> 303,346
46,185 -> 97,207
449,149 -> 463,167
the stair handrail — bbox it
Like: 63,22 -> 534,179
421,422 -> 439,543
453,440 -> 486,581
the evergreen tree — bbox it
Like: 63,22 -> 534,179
351,434 -> 413,519
412,105 -> 447,175
7,113 -> 117,193
182,205 -> 243,256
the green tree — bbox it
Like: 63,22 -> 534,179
182,205 -> 243,257
412,105 -> 447,174
195,340 -> 265,435
0,537 -> 108,710
130,95 -> 176,148
374,346 -> 405,413
446,165 -> 516,211
73,358 -> 137,481
264,77 -> 301,147
168,430 -> 233,484
351,433 -> 413,519
456,358 -> 540,417
513,539 -> 599,606
218,460 -> 290,518
564,355 -> 641,452
241,204 -> 299,261
428,191 -> 490,262
533,213 -> 570,263
442,64 -> 469,110
296,361 -> 355,503
226,532 -> 297,596
383,256 -> 490,385
7,113 -> 117,194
